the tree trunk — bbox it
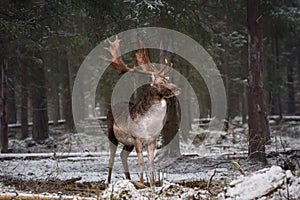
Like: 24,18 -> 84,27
242,83 -> 247,124
181,68 -> 192,141
30,57 -> 49,141
20,58 -> 29,139
52,82 -> 61,126
7,62 -> 17,124
298,38 -> 300,80
1,59 -> 8,153
159,37 -> 181,157
62,52 -> 75,132
72,70 -> 85,127
286,61 -> 295,114
247,0 -> 268,164
274,37 -> 282,120
161,97 -> 181,156
267,38 -> 274,115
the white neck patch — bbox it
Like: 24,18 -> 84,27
161,99 -> 167,107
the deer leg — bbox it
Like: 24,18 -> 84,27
107,141 -> 118,184
147,141 -> 156,187
133,138 -> 144,184
120,145 -> 134,180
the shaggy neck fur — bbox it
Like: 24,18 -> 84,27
130,85 -> 163,120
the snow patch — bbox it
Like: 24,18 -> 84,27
101,180 -> 137,199
101,180 -> 206,199
224,166 -> 300,200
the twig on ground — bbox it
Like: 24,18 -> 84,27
231,161 -> 246,175
64,186 -> 101,193
279,133 -> 287,154
285,173 -> 290,200
206,169 -> 217,194
275,135 -> 279,166
130,180 -> 147,189
64,177 -> 82,184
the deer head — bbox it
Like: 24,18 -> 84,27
150,75 -> 180,99
102,36 -> 180,99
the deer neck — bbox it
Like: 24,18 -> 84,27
128,89 -> 167,142
131,87 -> 166,120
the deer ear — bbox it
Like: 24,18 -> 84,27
150,73 -> 155,86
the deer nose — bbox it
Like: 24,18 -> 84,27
172,87 -> 181,95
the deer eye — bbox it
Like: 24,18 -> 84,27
159,81 -> 165,85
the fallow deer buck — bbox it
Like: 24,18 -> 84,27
102,36 -> 180,187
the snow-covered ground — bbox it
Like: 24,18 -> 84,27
0,121 -> 299,199
224,166 -> 300,200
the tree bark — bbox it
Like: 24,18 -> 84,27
242,83 -> 247,124
62,51 -> 75,132
20,58 -> 29,139
298,37 -> 300,81
161,97 -> 181,156
1,59 -> 8,153
274,37 -> 282,120
181,67 -> 192,141
247,0 -> 268,164
52,82 -> 61,126
267,38 -> 275,115
286,60 -> 295,114
159,37 -> 181,157
7,62 -> 17,124
30,57 -> 49,141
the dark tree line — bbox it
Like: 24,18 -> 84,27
0,0 -> 299,155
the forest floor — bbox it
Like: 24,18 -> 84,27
0,119 -> 299,199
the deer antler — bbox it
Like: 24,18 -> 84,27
158,39 -> 174,76
101,36 -> 132,73
158,58 -> 173,76
102,36 -> 169,76
134,38 -> 159,73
